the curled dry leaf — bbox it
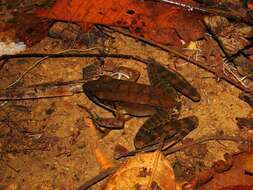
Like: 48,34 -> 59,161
37,0 -> 205,45
104,151 -> 177,190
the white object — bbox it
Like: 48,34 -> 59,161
0,41 -> 26,56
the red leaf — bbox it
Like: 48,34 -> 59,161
37,0 -> 205,45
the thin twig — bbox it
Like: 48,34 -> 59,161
1,159 -> 20,173
0,52 -> 147,63
4,48 -> 100,89
163,135 -> 241,155
145,134 -> 166,190
77,167 -> 118,190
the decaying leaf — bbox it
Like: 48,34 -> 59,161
104,151 -> 177,190
200,151 -> 253,190
37,0 -> 205,45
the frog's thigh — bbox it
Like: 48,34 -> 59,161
134,116 -> 198,149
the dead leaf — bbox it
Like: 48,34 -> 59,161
200,151 -> 253,190
37,0 -> 205,45
104,151 -> 177,190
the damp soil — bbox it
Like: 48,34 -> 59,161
0,31 -> 252,190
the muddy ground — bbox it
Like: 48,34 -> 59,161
0,28 -> 252,190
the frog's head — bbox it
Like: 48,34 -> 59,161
83,75 -> 116,112
83,75 -> 115,103
83,75 -> 112,95
83,79 -> 100,101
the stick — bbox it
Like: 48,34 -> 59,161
0,53 -> 147,63
3,48 -> 100,89
77,167 -> 118,190
163,135 -> 241,155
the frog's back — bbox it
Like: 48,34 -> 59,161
83,76 -> 178,110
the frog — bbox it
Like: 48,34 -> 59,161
83,75 -> 179,129
83,59 -> 200,149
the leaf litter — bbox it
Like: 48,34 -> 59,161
0,0 -> 253,189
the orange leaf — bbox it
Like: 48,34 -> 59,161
104,151 -> 177,190
37,0 -> 205,45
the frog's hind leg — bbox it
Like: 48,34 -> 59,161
134,115 -> 198,149
147,58 -> 201,102
134,109 -> 172,149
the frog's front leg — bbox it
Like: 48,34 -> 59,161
93,112 -> 126,129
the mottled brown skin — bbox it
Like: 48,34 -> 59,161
83,75 -> 179,129
83,60 -> 199,148
147,58 -> 201,102
133,59 -> 199,148
134,114 -> 198,149
84,75 -> 178,109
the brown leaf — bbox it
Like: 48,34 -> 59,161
200,151 -> 253,190
37,0 -> 205,45
104,151 -> 177,190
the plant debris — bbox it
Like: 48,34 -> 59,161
1,0 -> 253,189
